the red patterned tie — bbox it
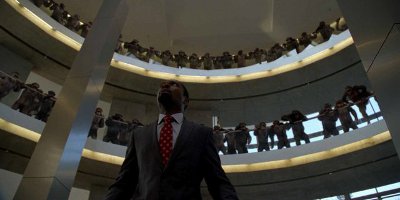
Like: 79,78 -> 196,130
159,115 -> 173,166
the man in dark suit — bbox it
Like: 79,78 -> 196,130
105,80 -> 238,200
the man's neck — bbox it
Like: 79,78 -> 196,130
158,113 -> 184,125
160,107 -> 182,115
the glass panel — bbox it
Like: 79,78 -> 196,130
381,193 -> 400,199
377,182 -> 400,193
350,188 -> 377,198
317,195 -> 345,200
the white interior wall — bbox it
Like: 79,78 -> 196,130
68,188 -> 90,200
25,72 -> 62,95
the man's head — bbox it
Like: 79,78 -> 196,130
157,80 -> 189,114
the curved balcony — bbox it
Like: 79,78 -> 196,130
4,0 -> 354,83
0,100 -> 398,200
0,95 -> 390,164
0,96 -> 390,169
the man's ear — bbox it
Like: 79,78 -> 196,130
183,96 -> 189,110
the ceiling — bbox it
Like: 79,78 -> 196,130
61,0 -> 342,54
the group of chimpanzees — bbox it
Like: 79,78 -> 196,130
0,71 -> 143,146
32,0 -> 93,38
212,85 -> 374,155
31,0 -> 348,69
112,20 -> 343,69
87,109 -> 144,146
119,19 -> 345,69
0,71 -> 56,122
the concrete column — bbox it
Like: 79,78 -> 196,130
336,0 -> 400,160
13,0 -> 128,199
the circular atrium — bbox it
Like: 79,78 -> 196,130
0,0 -> 399,200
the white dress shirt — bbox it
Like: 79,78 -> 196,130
157,113 -> 183,148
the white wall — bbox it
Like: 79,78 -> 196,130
25,72 -> 62,95
68,188 -> 90,200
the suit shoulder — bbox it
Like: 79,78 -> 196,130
131,122 -> 156,135
190,122 -> 213,144
186,120 -> 213,134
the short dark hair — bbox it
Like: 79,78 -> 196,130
180,82 -> 189,100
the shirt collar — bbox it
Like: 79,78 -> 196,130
158,113 -> 184,125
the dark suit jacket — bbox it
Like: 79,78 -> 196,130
105,119 -> 238,200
